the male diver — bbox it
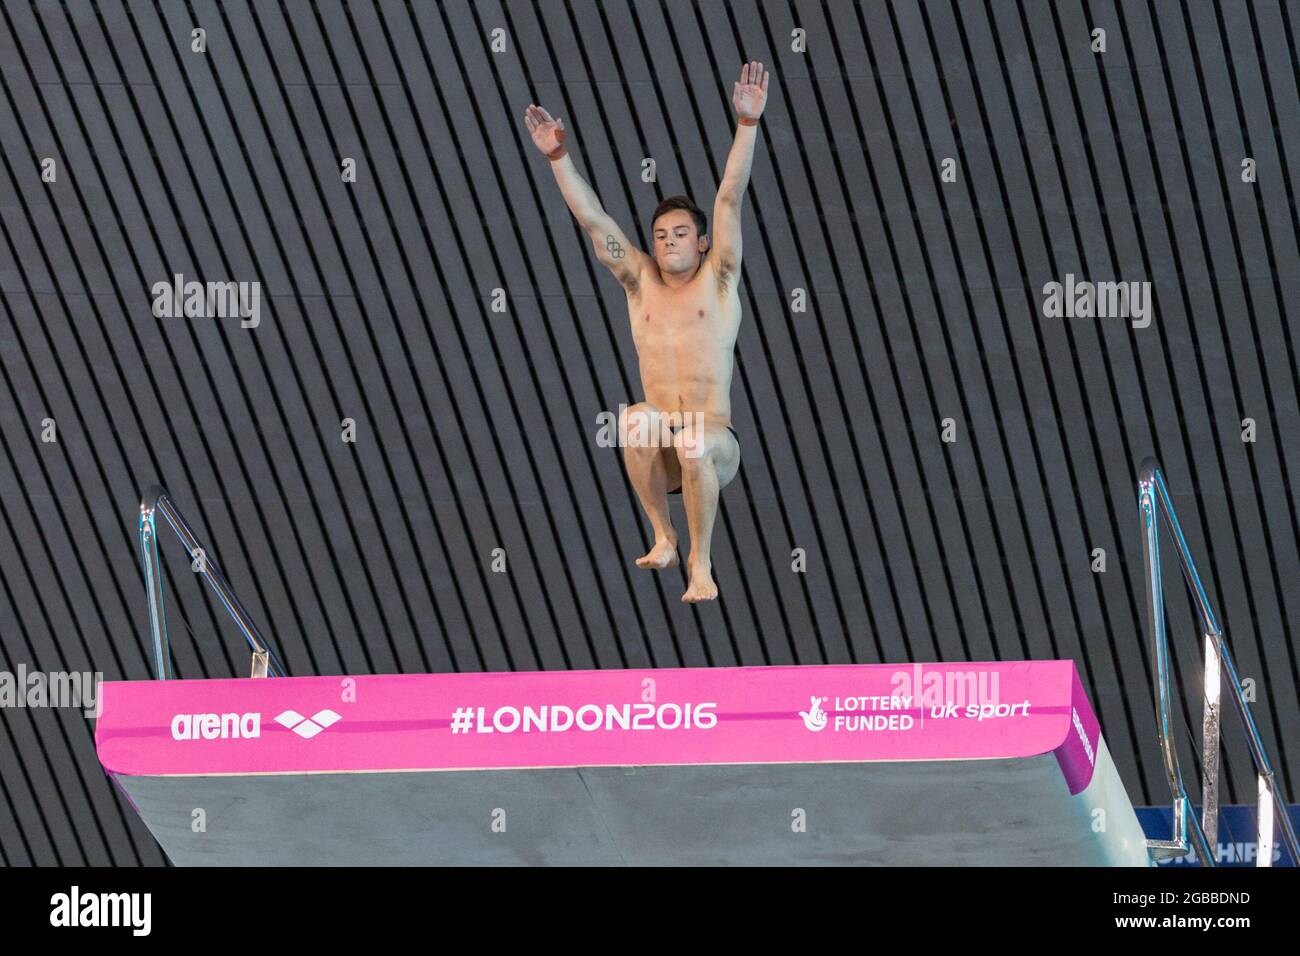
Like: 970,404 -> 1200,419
525,61 -> 769,602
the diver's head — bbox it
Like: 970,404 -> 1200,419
650,195 -> 708,276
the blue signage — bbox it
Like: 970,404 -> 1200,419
1136,804 -> 1300,866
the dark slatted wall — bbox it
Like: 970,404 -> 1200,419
1,0 -> 1297,865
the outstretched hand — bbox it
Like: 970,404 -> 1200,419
524,103 -> 567,157
732,60 -> 770,122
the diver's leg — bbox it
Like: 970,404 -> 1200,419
675,419 -> 740,601
620,402 -> 681,569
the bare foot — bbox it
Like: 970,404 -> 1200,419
682,561 -> 718,602
636,537 -> 679,569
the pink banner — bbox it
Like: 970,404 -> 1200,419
96,659 -> 1100,794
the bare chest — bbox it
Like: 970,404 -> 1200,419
628,274 -> 739,352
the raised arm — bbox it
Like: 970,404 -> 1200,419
525,104 -> 644,294
712,61 -> 770,289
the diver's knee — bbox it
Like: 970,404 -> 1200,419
674,429 -> 712,469
619,402 -> 664,448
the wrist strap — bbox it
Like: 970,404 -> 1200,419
738,116 -> 759,127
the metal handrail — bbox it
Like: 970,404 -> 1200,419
1138,458 -> 1298,866
139,486 -> 287,680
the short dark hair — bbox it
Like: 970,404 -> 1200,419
651,195 -> 707,238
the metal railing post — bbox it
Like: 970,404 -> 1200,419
1138,474 -> 1213,863
139,496 -> 171,681
1201,633 -> 1221,850
1137,457 -> 1299,866
138,486 -> 286,680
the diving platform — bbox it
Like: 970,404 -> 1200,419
95,659 -> 1152,866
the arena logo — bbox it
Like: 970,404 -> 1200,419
274,708 -> 342,738
171,711 -> 261,740
50,886 -> 151,936
1042,273 -> 1152,328
151,273 -> 262,328
0,665 -> 101,718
